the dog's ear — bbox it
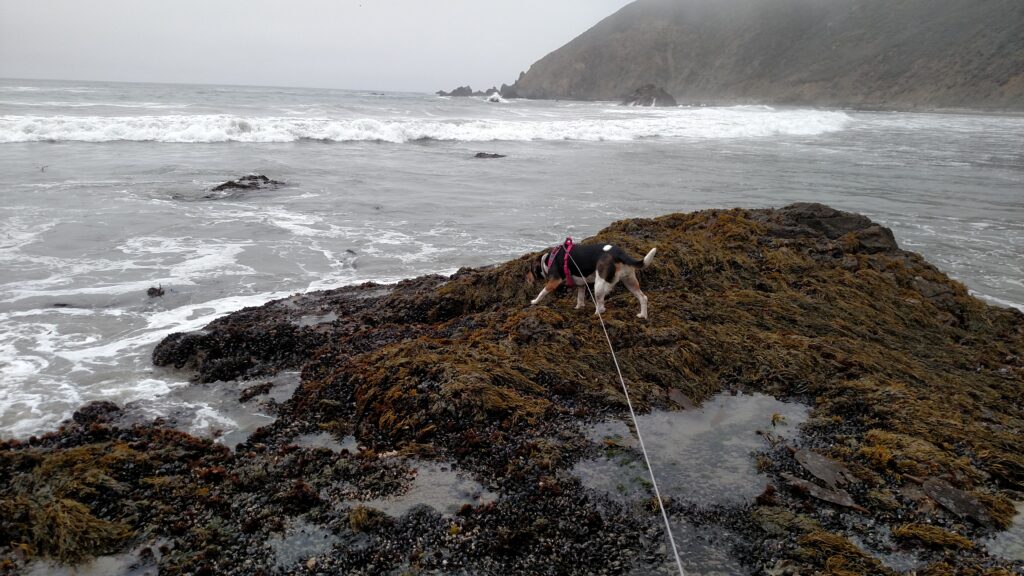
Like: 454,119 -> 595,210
526,253 -> 548,284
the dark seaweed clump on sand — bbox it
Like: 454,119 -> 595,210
2,204 -> 1021,575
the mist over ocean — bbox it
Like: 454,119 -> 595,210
1,78 -> 1022,439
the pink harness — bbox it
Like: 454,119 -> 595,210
546,237 -> 576,287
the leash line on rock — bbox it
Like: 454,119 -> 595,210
565,252 -> 686,576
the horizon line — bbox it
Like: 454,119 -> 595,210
0,75 -> 512,96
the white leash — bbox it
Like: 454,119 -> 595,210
565,252 -> 686,576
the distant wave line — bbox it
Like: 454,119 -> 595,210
0,110 -> 853,143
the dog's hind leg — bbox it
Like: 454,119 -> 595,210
593,276 -> 610,315
622,270 -> 649,319
575,285 -> 587,309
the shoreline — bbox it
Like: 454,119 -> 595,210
489,93 -> 1024,117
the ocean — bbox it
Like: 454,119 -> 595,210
1,78 -> 1022,439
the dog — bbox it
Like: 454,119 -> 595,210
528,241 -> 657,318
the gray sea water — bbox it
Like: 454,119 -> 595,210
1,78 -> 1022,439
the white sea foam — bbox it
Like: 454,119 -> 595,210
0,108 -> 852,143
0,289 -> 291,438
0,238 -> 253,304
972,291 -> 1024,313
0,100 -> 188,109
55,291 -> 291,366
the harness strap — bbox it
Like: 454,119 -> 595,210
561,237 -> 575,287
543,237 -> 577,287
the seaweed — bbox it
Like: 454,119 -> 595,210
796,530 -> 894,575
892,523 -> 974,550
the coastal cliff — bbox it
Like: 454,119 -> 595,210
2,205 -> 1022,574
507,0 -> 1024,110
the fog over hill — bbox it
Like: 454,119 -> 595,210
507,0 -> 1024,110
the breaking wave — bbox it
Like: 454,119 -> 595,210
0,108 -> 852,143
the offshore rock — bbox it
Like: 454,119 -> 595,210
210,174 -> 284,192
436,86 -> 501,97
436,85 -> 474,97
4,204 -> 1022,574
622,84 -> 677,107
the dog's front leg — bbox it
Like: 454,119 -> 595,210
531,279 -> 562,306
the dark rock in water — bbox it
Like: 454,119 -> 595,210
210,174 -> 284,193
72,401 -> 121,425
239,382 -> 274,403
52,303 -> 71,308
923,477 -> 993,526
794,449 -> 859,489
622,84 -> 677,107
147,285 -> 165,298
474,152 -> 506,159
437,86 -> 502,97
437,85 -> 474,97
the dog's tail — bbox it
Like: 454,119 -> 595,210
623,247 -> 657,268
642,247 -> 657,267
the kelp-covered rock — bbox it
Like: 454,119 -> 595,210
3,204 -> 1022,574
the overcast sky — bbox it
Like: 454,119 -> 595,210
0,0 -> 632,92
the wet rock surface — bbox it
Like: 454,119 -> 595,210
922,477 -> 995,527
202,174 -> 285,199
211,173 -> 284,192
436,86 -> 501,98
2,204 -> 1023,574
794,448 -> 859,490
622,84 -> 678,107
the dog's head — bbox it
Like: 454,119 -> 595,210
525,252 -> 550,284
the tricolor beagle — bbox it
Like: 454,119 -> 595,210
528,241 -> 657,319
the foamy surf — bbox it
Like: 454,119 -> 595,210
0,108 -> 852,143
0,291 -> 289,437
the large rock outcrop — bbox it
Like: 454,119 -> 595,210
508,0 -> 1024,110
622,84 -> 678,106
3,205 -> 1022,574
